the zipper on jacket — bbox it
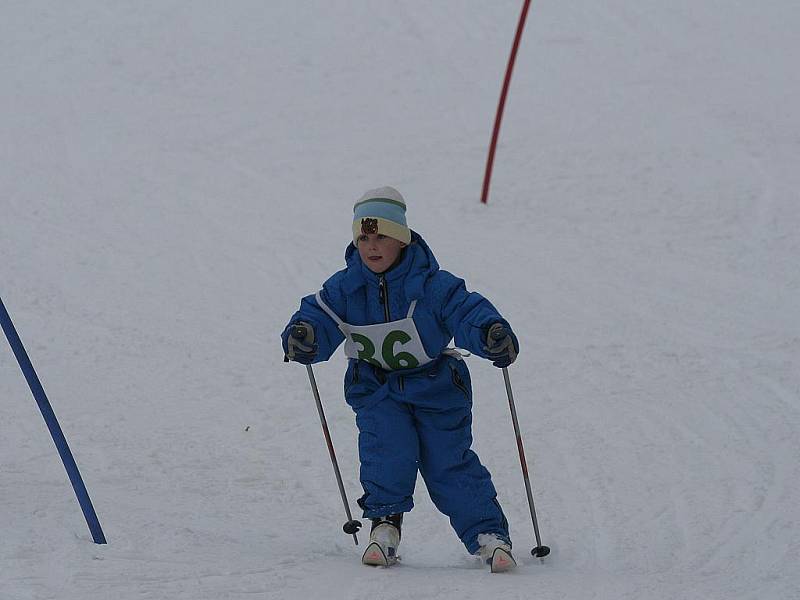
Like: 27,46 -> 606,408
378,274 -> 390,321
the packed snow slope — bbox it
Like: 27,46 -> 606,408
2,2 -> 799,599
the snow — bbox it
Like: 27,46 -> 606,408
2,1 -> 799,598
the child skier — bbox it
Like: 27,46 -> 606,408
281,187 -> 520,572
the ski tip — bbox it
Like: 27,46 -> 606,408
362,542 -> 389,567
490,547 -> 517,573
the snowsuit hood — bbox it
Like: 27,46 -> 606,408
341,231 -> 438,303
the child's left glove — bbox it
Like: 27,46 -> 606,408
483,323 -> 519,368
285,321 -> 318,364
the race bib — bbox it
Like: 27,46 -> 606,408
315,292 -> 434,371
350,328 -> 422,370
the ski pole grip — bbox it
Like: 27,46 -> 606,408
491,325 -> 507,341
283,324 -> 309,363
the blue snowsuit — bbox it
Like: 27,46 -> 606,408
281,231 -> 512,553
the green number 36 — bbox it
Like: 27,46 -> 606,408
352,331 -> 420,370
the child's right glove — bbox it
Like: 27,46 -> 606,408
285,321 -> 318,364
483,323 -> 519,368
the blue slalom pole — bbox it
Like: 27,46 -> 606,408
0,294 -> 106,544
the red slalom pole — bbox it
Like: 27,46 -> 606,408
481,0 -> 532,204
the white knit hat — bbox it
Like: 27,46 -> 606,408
352,186 -> 411,245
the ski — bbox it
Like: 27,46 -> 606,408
490,547 -> 517,573
361,541 -> 399,567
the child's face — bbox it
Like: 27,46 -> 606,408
356,234 -> 406,273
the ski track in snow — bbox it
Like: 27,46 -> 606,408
2,1 -> 799,599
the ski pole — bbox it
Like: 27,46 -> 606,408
491,327 -> 550,558
285,326 -> 362,545
501,366 -> 550,557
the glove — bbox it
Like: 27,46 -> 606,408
483,323 -> 519,368
285,321 -> 318,365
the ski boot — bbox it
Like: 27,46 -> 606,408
477,533 -> 516,573
361,513 -> 403,567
